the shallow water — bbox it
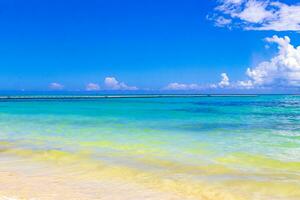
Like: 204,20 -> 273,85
0,95 -> 300,199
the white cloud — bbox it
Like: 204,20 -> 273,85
237,80 -> 254,89
162,35 -> 300,90
164,82 -> 201,90
164,73 -> 231,91
238,35 -> 300,88
211,0 -> 300,31
49,82 -> 64,90
214,16 -> 232,27
237,0 -> 274,24
218,73 -> 230,87
86,83 -> 100,91
104,77 -> 138,90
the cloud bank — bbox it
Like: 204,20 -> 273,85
210,0 -> 300,31
47,36 -> 300,93
164,33 -> 300,92
238,35 -> 300,88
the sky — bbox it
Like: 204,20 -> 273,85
0,0 -> 300,93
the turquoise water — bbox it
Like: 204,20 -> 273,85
1,95 -> 300,199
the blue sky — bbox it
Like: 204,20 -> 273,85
0,0 -> 300,92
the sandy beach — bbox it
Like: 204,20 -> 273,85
0,155 -> 197,200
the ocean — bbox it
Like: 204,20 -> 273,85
0,95 -> 299,199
